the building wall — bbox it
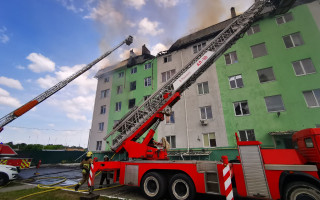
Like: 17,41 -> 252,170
215,3 -> 320,147
88,73 -> 112,151
105,59 -> 158,150
157,42 -> 229,149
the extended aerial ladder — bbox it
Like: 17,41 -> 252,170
0,36 -> 133,132
104,0 -> 295,160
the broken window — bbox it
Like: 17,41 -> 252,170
229,75 -> 244,89
283,32 -> 304,48
247,24 -> 261,35
251,43 -> 268,58
200,106 -> 213,120
203,133 -> 216,147
198,81 -> 209,95
164,55 -> 172,63
276,13 -> 293,25
166,135 -> 176,148
128,99 -> 136,109
130,81 -> 136,91
225,51 -> 238,65
257,67 -> 276,83
303,89 -> 320,108
264,95 -> 285,112
292,58 -> 316,76
104,76 -> 109,83
239,129 -> 256,141
233,101 -> 250,116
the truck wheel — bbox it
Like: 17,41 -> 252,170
284,181 -> 320,200
141,172 -> 166,200
0,173 -> 9,186
169,173 -> 196,200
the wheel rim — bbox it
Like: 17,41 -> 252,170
144,176 -> 159,197
291,189 -> 318,200
172,179 -> 189,200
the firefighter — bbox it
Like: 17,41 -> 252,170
99,155 -> 110,188
75,151 -> 93,191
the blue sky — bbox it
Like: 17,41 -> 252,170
0,0 -> 252,147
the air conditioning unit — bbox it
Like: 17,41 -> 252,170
200,119 -> 208,126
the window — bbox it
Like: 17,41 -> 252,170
257,67 -> 276,83
292,58 -> 316,76
229,75 -> 243,89
165,112 -> 175,124
233,101 -> 250,116
283,32 -> 304,48
247,24 -> 260,35
115,102 -> 122,112
104,77 -> 109,83
96,141 -> 102,151
118,71 -> 124,78
198,82 -> 209,95
225,51 -> 238,65
161,69 -> 176,83
128,99 -> 135,109
276,12 -> 293,25
251,43 -> 268,58
117,85 -> 123,94
144,95 -> 150,101
164,55 -> 172,63
193,42 -> 206,54
100,105 -> 106,114
305,138 -> 314,148
144,77 -> 151,87
239,129 -> 256,141
316,124 -> 320,128
264,95 -> 285,112
203,133 -> 216,147
145,63 -> 152,70
166,136 -> 176,148
98,122 -> 104,131
303,89 -> 320,108
130,81 -> 136,91
114,120 -> 119,126
200,106 -> 213,120
101,89 -> 109,98
131,67 -> 137,74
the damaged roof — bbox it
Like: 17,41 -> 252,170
95,53 -> 155,78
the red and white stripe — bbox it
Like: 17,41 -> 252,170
223,164 -> 234,200
88,164 -> 94,186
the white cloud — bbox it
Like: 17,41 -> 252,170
16,65 -> 25,70
0,76 -> 23,90
0,88 -> 21,108
26,53 -> 55,73
123,0 -> 146,10
58,0 -> 84,13
155,0 -> 180,8
126,20 -> 136,28
0,26 -> 9,44
151,43 -> 167,55
84,1 -> 123,25
138,18 -> 164,36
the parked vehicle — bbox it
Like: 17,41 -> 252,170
0,164 -> 19,186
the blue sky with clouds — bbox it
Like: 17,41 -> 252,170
0,0 -> 252,147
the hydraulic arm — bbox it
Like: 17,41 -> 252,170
0,36 -> 133,132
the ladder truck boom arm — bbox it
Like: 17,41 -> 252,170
0,35 -> 133,132
104,0 -> 293,154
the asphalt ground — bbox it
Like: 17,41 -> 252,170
14,165 -> 251,200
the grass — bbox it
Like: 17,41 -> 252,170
1,187 -> 120,200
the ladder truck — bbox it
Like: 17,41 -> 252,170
0,36 -> 133,132
87,0 -> 320,200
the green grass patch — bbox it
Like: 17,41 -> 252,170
1,187 -> 120,200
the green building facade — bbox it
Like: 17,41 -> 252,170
216,3 -> 320,148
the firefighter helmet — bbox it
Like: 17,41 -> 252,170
86,151 -> 93,157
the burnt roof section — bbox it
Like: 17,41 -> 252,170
168,0 -> 310,53
95,53 -> 155,78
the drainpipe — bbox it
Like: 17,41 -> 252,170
181,51 -> 190,153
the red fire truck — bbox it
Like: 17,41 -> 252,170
0,144 -> 32,169
84,0 -> 320,200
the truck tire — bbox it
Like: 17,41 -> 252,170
284,181 -> 320,200
0,173 -> 9,186
140,172 -> 166,200
169,173 -> 196,200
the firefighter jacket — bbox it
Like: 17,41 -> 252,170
80,157 -> 93,174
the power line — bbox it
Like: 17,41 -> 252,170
7,125 -> 89,132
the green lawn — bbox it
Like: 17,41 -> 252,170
1,187 -> 119,200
